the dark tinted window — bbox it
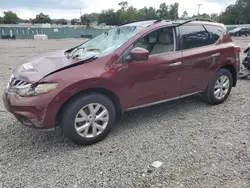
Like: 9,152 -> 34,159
179,25 -> 213,50
241,28 -> 249,31
204,25 -> 225,42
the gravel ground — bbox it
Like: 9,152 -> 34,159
0,38 -> 250,188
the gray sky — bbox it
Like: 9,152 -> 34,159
0,0 -> 236,19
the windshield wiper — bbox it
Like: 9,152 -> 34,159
72,54 -> 80,59
67,47 -> 86,59
87,48 -> 102,53
67,47 -> 102,59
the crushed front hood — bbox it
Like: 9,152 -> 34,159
13,50 -> 94,83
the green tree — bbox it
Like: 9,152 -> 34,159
181,11 -> 188,19
89,13 -> 99,23
144,7 -> 159,20
117,1 -> 130,24
98,9 -> 119,25
200,13 -> 211,19
3,11 -> 20,24
217,0 -> 250,24
20,19 -> 31,23
81,13 -> 99,25
71,19 -> 79,25
210,13 -> 219,21
169,2 -> 179,19
81,14 -> 91,25
32,13 -> 52,24
157,3 -> 169,19
52,19 -> 68,25
118,6 -> 138,24
118,1 -> 129,11
56,19 -> 68,25
137,8 -> 147,21
0,16 -> 3,23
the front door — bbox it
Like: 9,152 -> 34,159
113,27 -> 183,109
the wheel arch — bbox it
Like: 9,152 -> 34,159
220,64 -> 237,87
56,88 -> 123,126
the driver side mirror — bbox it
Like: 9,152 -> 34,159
129,47 -> 149,61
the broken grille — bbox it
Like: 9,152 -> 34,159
9,77 -> 29,88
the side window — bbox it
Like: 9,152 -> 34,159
204,25 -> 225,42
133,30 -> 158,51
134,27 -> 175,55
179,25 -> 213,50
117,27 -> 175,63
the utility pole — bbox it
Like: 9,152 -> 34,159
197,4 -> 202,15
80,8 -> 82,24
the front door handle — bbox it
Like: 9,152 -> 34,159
168,61 -> 182,67
211,53 -> 220,57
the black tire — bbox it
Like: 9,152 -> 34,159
203,69 -> 233,105
61,93 -> 116,145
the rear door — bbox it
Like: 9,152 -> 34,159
178,24 -> 224,95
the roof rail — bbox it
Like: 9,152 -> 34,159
175,17 -> 214,27
154,19 -> 162,23
153,19 -> 173,24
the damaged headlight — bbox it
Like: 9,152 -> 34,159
17,83 -> 57,97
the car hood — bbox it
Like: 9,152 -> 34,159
13,50 -> 96,83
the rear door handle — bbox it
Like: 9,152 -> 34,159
168,62 -> 182,67
211,53 -> 220,57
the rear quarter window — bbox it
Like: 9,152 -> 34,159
204,25 -> 226,42
179,25 -> 214,50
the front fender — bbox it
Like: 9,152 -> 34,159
43,77 -> 126,127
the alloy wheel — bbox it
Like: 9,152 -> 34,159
74,103 -> 109,138
213,75 -> 230,100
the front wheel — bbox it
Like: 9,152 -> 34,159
61,93 -> 116,145
203,69 -> 233,105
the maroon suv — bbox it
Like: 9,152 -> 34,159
3,18 -> 241,145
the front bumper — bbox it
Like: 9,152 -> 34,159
3,90 -> 56,130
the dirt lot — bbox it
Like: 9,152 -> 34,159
0,37 -> 250,188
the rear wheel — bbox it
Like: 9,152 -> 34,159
61,93 -> 116,145
203,69 -> 233,105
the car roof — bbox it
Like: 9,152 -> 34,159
121,18 -> 225,29
122,20 -> 157,27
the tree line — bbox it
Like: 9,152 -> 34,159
0,0 -> 249,26
0,11 -> 72,25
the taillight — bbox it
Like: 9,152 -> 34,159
235,45 -> 241,53
234,45 -> 241,70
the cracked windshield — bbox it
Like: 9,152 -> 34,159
69,26 -> 143,59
